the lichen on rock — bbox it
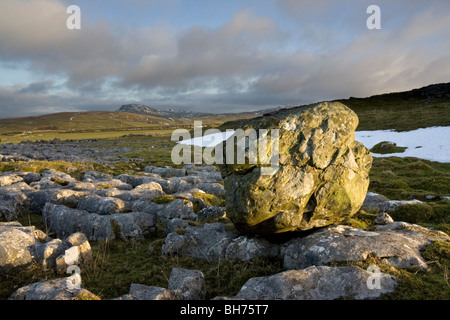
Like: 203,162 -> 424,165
219,102 -> 373,234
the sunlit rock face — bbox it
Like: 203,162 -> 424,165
219,102 -> 373,235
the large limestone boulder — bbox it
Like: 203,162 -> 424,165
219,102 -> 372,234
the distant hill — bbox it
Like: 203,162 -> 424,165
337,82 -> 450,131
220,82 -> 450,132
117,104 -> 162,117
118,104 -> 210,118
1,82 -> 448,144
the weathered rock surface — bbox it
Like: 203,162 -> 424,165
0,226 -> 36,272
42,203 -> 157,241
116,284 -> 174,300
115,268 -> 205,300
219,102 -> 372,234
168,268 -> 206,300
0,172 -> 24,186
196,206 -> 226,221
162,223 -> 238,262
221,266 -> 397,300
0,222 -> 93,276
283,224 -> 449,270
225,236 -> 279,261
77,195 -> 126,214
362,192 -> 424,211
55,234 -> 92,274
9,277 -> 97,300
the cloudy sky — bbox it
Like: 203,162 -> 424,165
0,0 -> 449,119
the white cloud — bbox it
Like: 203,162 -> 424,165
0,0 -> 449,118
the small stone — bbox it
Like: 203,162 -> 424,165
374,212 -> 394,225
168,268 -> 206,300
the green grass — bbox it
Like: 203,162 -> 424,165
369,157 -> 450,201
338,94 -> 450,132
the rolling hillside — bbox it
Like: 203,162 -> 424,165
1,82 -> 449,144
0,111 -> 180,143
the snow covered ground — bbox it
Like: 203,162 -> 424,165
355,126 -> 450,163
179,126 -> 450,163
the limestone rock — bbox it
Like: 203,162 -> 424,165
0,227 -> 36,273
225,236 -> 279,261
25,189 -> 89,213
283,225 -> 449,270
56,240 -> 92,275
42,203 -> 157,241
219,102 -> 372,234
77,195 -> 126,214
0,172 -> 24,187
224,266 -> 397,300
197,206 -> 226,221
118,284 -> 174,300
145,166 -> 187,177
162,223 -> 238,262
168,268 -> 206,300
165,218 -> 189,235
362,192 -> 424,212
36,239 -> 68,270
9,277 -> 96,300
0,183 -> 29,221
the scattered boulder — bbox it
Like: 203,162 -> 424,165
120,284 -> 174,300
36,239 -> 68,270
77,195 -> 126,214
24,189 -> 89,213
362,192 -> 424,212
41,169 -> 77,185
42,203 -> 157,241
196,206 -> 226,221
168,268 -> 206,300
165,218 -> 189,235
0,222 -> 94,275
225,236 -> 279,261
145,166 -> 187,177
196,182 -> 225,196
116,268 -> 205,300
283,225 -> 449,271
55,233 -> 92,275
162,223 -> 238,262
9,277 -> 98,300
219,102 -> 372,234
0,172 -> 23,187
220,266 -> 397,300
0,226 -> 36,273
0,182 -> 29,221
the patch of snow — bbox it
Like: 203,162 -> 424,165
355,126 -> 450,163
179,126 -> 450,163
178,131 -> 235,148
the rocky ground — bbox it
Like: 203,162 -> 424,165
1,102 -> 449,300
0,138 -> 135,164
1,159 -> 449,300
